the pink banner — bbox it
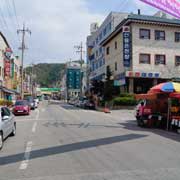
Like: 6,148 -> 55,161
140,0 -> 180,19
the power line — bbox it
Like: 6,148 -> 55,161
4,0 -> 20,44
11,0 -> 20,29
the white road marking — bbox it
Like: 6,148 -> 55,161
19,141 -> 33,170
32,122 -> 37,133
35,109 -> 40,120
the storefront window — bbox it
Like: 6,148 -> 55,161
155,55 -> 166,65
139,54 -> 150,64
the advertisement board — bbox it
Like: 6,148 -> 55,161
140,0 -> 180,19
4,60 -> 11,77
4,48 -> 13,78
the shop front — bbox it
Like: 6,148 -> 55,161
126,71 -> 169,94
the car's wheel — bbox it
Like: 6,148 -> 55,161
11,123 -> 16,136
0,132 -> 3,150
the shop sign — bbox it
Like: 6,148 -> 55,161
114,78 -> 126,87
123,26 -> 131,68
4,60 -> 11,77
114,72 -> 125,80
4,48 -> 13,60
10,60 -> 14,78
140,0 -> 180,19
126,71 -> 160,78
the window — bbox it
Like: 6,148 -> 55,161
103,58 -> 105,65
115,62 -> 117,71
106,47 -> 110,55
96,50 -> 98,58
99,32 -> 102,41
175,32 -> 180,42
155,55 -> 166,65
155,30 -> 165,40
139,54 -> 150,64
103,28 -> 107,36
1,107 -> 10,119
108,22 -> 111,32
99,47 -> 102,54
96,38 -> 98,44
139,29 -> 150,39
175,56 -> 180,66
115,41 -> 117,49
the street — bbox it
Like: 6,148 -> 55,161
0,101 -> 180,180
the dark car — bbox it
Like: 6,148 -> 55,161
24,97 -> 36,110
84,100 -> 95,110
13,100 -> 30,115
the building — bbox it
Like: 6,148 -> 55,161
61,61 -> 87,100
0,32 -> 20,100
87,12 -> 129,84
101,12 -> 180,94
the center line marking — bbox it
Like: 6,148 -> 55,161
19,141 -> 33,170
35,109 -> 40,120
32,122 -> 37,133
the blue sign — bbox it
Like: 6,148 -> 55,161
123,31 -> 131,67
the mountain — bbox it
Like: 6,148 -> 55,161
25,63 -> 65,87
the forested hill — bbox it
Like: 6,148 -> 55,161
25,63 -> 65,87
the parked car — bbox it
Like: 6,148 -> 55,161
24,97 -> 36,110
34,98 -> 39,104
33,99 -> 38,108
0,106 -> 16,150
84,100 -> 95,110
13,100 -> 31,115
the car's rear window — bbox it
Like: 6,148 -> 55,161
15,101 -> 27,106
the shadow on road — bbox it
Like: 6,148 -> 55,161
60,104 -> 81,110
119,121 -> 180,143
43,122 -> 123,129
0,133 -> 147,166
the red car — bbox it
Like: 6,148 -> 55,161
13,100 -> 30,115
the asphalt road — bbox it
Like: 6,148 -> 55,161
0,101 -> 180,180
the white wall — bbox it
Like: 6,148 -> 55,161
132,23 -> 180,78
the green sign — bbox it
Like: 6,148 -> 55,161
40,88 -> 61,92
67,69 -> 81,90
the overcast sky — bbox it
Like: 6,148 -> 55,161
0,0 -> 157,65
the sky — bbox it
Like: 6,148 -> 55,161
0,0 -> 159,65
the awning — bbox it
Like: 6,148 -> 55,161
0,86 -> 20,94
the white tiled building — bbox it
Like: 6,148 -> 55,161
87,12 -> 129,82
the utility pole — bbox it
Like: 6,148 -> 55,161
17,24 -> 31,99
31,63 -> 34,97
74,42 -> 85,97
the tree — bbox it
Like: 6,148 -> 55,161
104,66 -> 113,101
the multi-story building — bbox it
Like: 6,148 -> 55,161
87,12 -> 129,84
61,61 -> 87,100
0,32 -> 21,100
101,12 -> 180,94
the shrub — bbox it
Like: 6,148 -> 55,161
0,99 -> 13,107
119,93 -> 134,98
113,97 -> 137,106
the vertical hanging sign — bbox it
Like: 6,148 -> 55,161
123,26 -> 131,68
4,48 -> 13,78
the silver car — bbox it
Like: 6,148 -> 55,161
0,106 -> 16,150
